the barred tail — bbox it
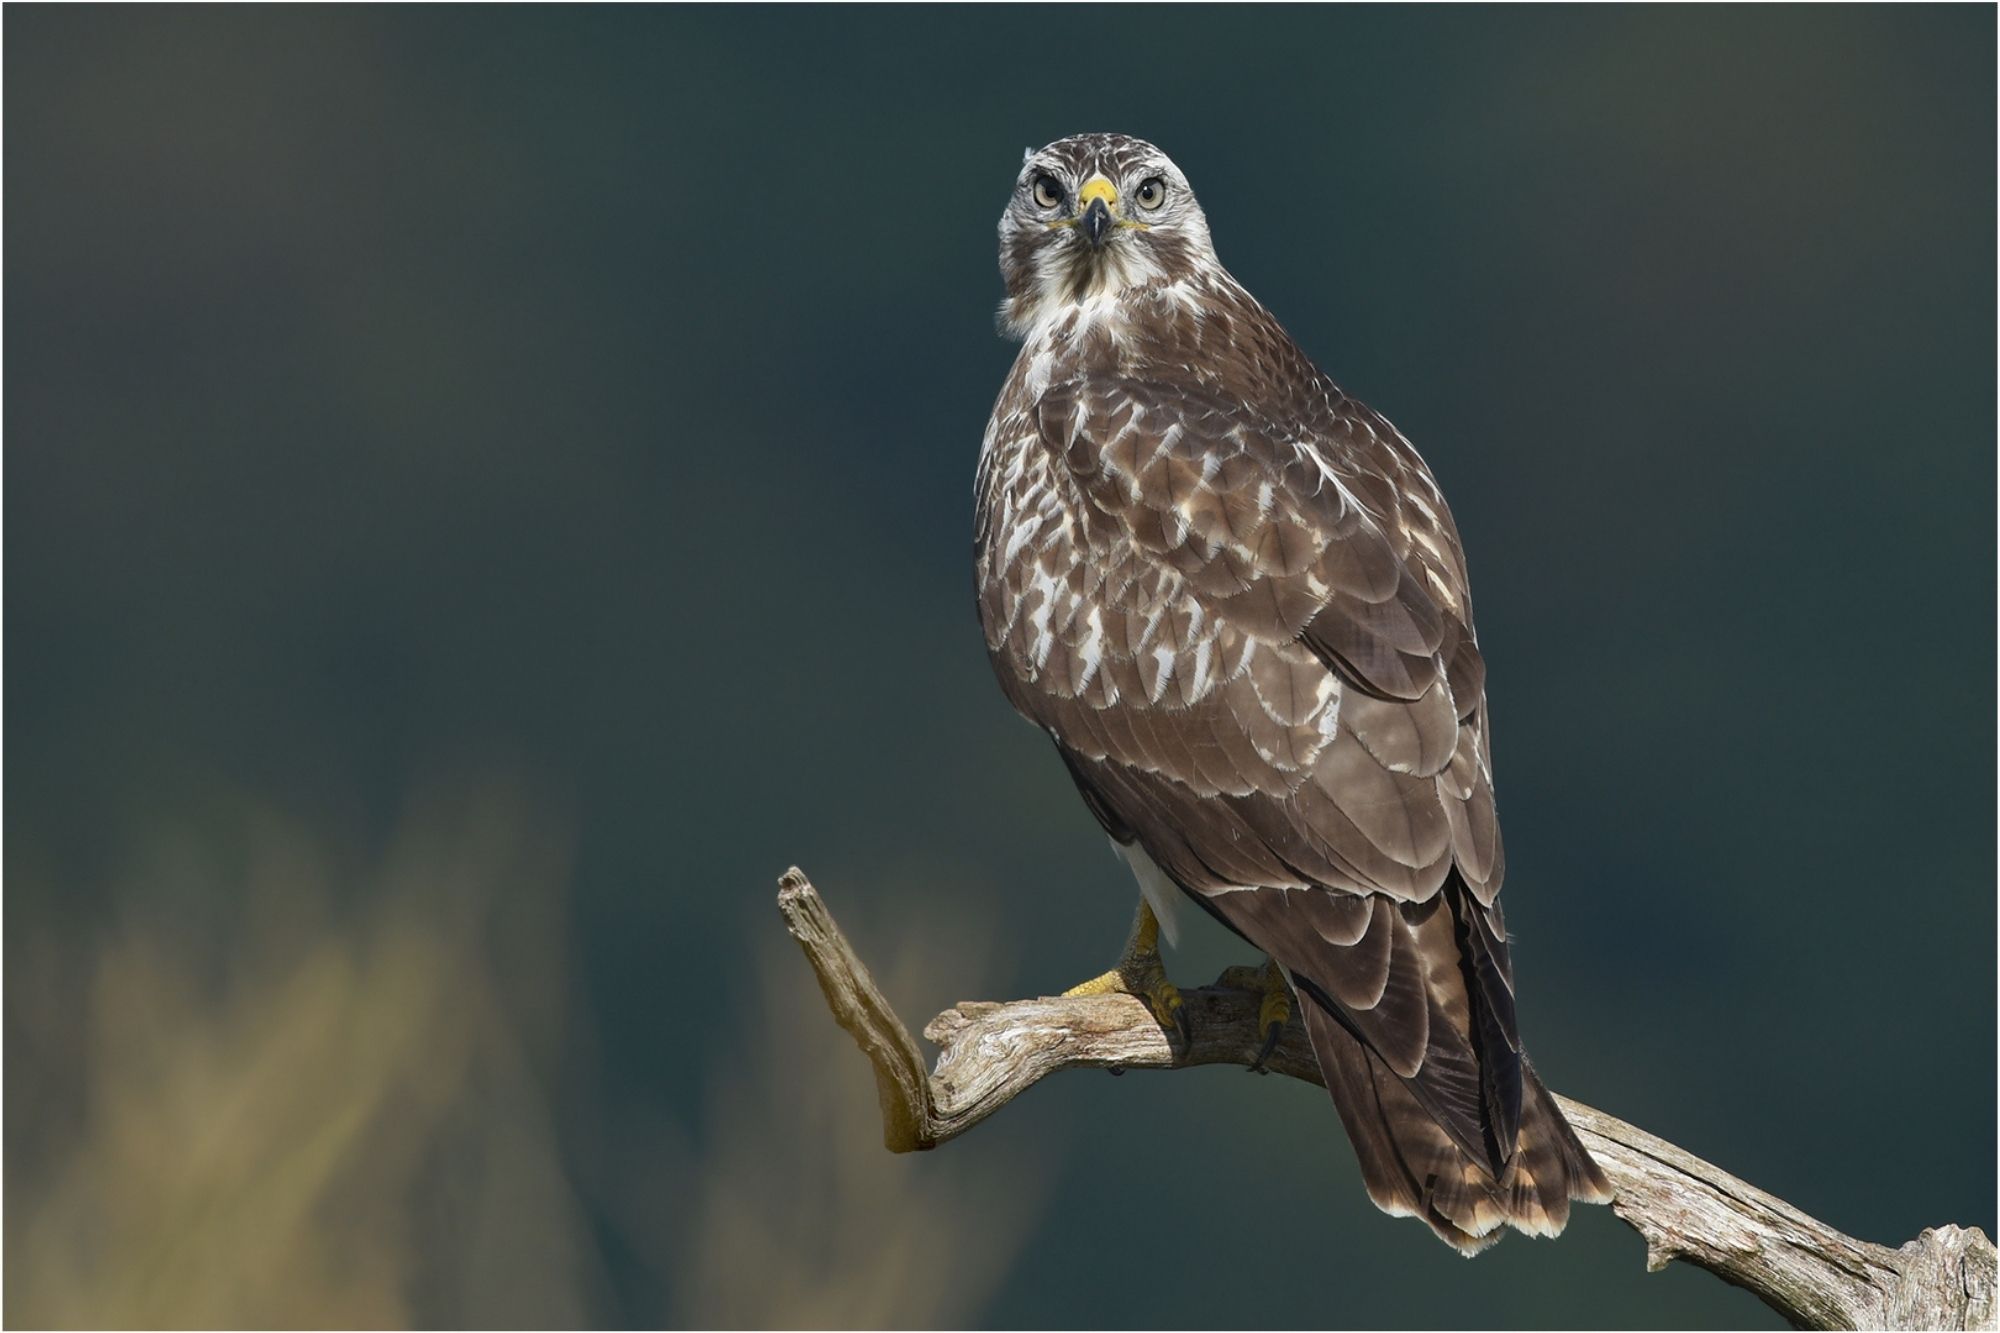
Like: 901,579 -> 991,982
1303,1002 -> 1612,1254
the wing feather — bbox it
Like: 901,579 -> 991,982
972,315 -> 1608,1245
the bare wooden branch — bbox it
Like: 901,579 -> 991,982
778,867 -> 1994,1331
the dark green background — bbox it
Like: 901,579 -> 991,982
8,6 -> 1993,1327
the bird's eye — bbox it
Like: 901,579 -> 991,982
1031,174 -> 1064,210
1135,177 -> 1167,211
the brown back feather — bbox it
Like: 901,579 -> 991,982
976,234 -> 1605,1248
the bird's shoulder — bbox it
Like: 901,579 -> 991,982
973,278 -> 1505,908
994,279 -> 1471,603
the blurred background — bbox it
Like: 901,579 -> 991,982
6,6 -> 1993,1328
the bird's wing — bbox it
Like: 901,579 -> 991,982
976,374 -> 1519,1173
980,375 -> 1500,901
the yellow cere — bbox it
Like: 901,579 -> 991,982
1046,175 -> 1150,231
1076,176 -> 1119,208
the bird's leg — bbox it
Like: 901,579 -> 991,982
1062,900 -> 1190,1045
1247,957 -> 1292,1074
1212,958 -> 1294,1071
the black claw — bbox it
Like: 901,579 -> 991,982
1172,1003 -> 1194,1050
1247,1020 -> 1283,1074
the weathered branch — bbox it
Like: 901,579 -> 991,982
778,867 -> 1994,1331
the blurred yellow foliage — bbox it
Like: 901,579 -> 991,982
7,785 -> 1044,1328
8,782 -> 597,1328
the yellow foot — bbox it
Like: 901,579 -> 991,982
1249,958 -> 1291,1075
1063,901 -> 1191,1046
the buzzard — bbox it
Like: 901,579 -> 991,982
972,133 -> 1610,1252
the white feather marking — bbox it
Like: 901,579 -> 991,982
1026,567 -> 1058,669
1001,513 -> 1044,566
1077,608 -> 1106,691
1188,638 -> 1215,699
1134,605 -> 1165,652
1149,645 -> 1176,701
1317,679 -> 1343,741
1025,347 -> 1056,397
1425,566 -> 1461,613
1293,440 -> 1376,531
1116,841 -> 1184,948
1232,637 -> 1259,681
1197,881 -> 1296,895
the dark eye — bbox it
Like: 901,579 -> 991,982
1031,174 -> 1064,210
1135,176 -> 1167,211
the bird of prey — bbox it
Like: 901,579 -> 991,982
972,133 -> 1610,1252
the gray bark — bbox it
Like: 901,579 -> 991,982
778,867 -> 1994,1331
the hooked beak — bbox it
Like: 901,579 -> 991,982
1076,175 -> 1118,250
1080,197 -> 1112,248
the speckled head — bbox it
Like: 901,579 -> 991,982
996,133 -> 1218,338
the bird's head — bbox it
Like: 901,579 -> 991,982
997,133 -> 1216,339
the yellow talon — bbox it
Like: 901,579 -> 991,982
1063,967 -> 1126,998
1249,958 -> 1292,1074
1062,901 -> 1191,1045
1258,959 -> 1292,1032
1143,969 -> 1187,1041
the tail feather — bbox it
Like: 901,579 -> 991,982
1304,1003 -> 1611,1254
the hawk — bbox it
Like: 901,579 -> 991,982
973,133 -> 1610,1252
